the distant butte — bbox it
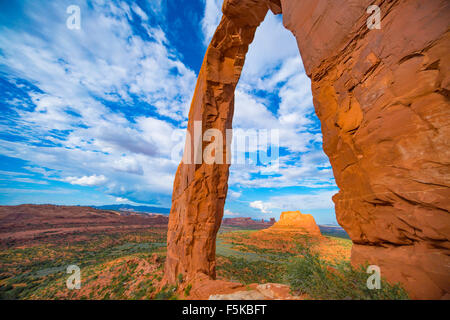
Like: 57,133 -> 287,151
264,211 -> 322,237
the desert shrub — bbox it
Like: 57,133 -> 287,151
217,256 -> 286,284
286,246 -> 408,300
0,284 -> 15,300
184,284 -> 192,297
133,287 -> 147,300
154,285 -> 177,300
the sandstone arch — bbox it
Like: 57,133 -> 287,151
164,0 -> 450,299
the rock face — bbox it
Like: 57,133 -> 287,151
280,0 -> 450,299
209,283 -> 302,300
267,211 -> 322,236
165,0 -> 450,299
164,0 -> 276,285
182,274 -> 302,300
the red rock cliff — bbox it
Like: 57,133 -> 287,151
281,0 -> 450,299
165,0 -> 450,299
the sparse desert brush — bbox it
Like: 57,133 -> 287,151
0,228 -> 167,300
217,256 -> 286,284
154,284 -> 177,300
184,283 -> 192,297
286,245 -> 409,300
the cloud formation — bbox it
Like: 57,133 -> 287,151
0,0 -> 195,205
201,0 -> 223,45
0,1 -> 338,222
65,175 -> 107,186
249,200 -> 271,214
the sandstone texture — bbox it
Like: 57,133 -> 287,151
180,273 -> 301,300
164,0 -> 277,284
281,0 -> 450,299
265,210 -> 322,236
209,283 -> 302,300
165,0 -> 450,299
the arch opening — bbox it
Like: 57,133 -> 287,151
164,0 -> 450,300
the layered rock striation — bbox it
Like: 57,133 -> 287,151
281,0 -> 450,299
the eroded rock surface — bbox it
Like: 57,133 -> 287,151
164,0 -> 276,284
281,0 -> 450,299
209,283 -> 302,300
165,0 -> 450,299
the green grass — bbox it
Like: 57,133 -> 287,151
318,227 -> 350,239
286,245 -> 409,300
217,255 -> 286,284
154,284 -> 177,300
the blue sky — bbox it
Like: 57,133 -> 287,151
0,0 -> 339,224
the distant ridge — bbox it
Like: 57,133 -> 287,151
94,204 -> 170,214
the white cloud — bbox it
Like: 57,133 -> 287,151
250,190 -> 338,214
234,90 -> 278,129
229,150 -> 335,189
250,200 -> 271,214
224,209 -> 240,217
0,170 -> 33,177
5,177 -> 49,185
228,190 -> 242,199
0,1 -> 197,204
111,157 -> 144,175
240,13 -> 300,82
65,175 -> 107,186
131,4 -> 149,21
201,0 -> 223,45
0,2 -> 196,122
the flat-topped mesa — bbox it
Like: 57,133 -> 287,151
269,211 -> 322,237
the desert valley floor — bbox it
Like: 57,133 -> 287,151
0,205 -> 407,300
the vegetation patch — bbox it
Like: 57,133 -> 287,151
286,245 -> 409,300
